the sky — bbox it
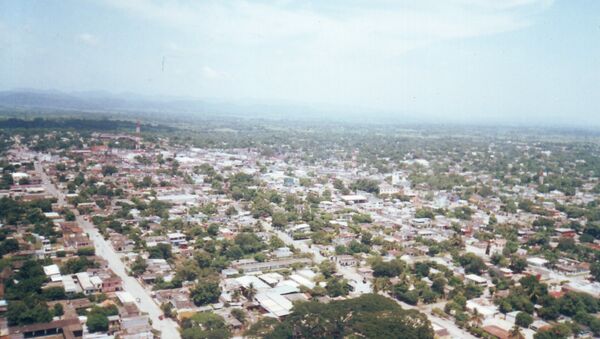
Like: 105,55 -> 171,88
1,0 -> 599,125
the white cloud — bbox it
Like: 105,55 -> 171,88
77,33 -> 99,46
201,66 -> 222,79
101,0 -> 552,54
96,0 -> 556,108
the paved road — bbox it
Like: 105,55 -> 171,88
35,161 -> 65,205
77,215 -> 181,339
35,160 -> 181,339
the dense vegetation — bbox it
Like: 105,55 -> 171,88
248,294 -> 434,339
0,117 -> 174,132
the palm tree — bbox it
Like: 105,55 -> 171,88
509,325 -> 525,339
373,277 -> 391,293
470,308 -> 483,327
527,284 -> 547,304
244,283 -> 257,301
232,289 -> 241,302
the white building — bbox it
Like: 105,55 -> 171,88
167,232 -> 188,247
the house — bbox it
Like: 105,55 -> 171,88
466,298 -> 498,319
255,292 -> 293,317
554,227 -> 576,238
289,274 -> 315,289
110,233 -> 134,252
155,288 -> 195,312
273,247 -> 292,258
100,275 -> 122,293
341,195 -> 368,204
379,183 -> 399,195
9,318 -> 83,339
526,257 -> 549,268
167,232 -> 188,248
43,264 -> 61,282
230,258 -> 312,273
258,273 -> 285,287
62,275 -> 81,294
120,315 -> 153,339
482,325 -> 509,339
464,274 -> 488,286
431,322 -> 451,339
288,224 -> 311,235
411,218 -> 431,228
336,255 -> 357,267
75,272 -> 97,295
554,258 -> 589,277
63,234 -> 91,250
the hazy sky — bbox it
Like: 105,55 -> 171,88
1,0 -> 599,125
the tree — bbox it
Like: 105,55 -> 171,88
60,256 -> 98,274
265,294 -> 433,339
271,211 -> 288,228
101,165 -> 118,176
373,277 -> 392,293
207,223 -> 219,236
246,318 -> 280,338
431,277 -> 446,296
414,262 -> 430,277
181,312 -> 231,339
398,290 -> 419,305
372,259 -> 405,278
234,232 -> 265,254
319,260 -> 337,279
130,255 -> 148,277
251,197 -> 272,218
42,286 -> 66,300
470,308 -> 483,327
231,308 -> 247,324
350,179 -> 380,194
86,311 -> 109,333
352,213 -> 372,224
509,325 -> 525,339
243,283 -> 257,301
269,236 -> 285,249
325,277 -> 350,297
452,206 -> 473,220
557,237 -> 576,252
77,246 -> 95,256
421,288 -> 438,304
580,233 -> 595,243
191,280 -> 221,306
533,323 -> 572,339
591,261 -> 600,282
148,243 -> 172,259
415,208 -> 434,219
225,206 -> 237,216
65,210 -> 76,221
459,253 -> 486,275
515,311 -> 533,328
161,302 -> 176,318
175,259 -> 201,282
53,303 -> 64,317
7,298 -> 52,326
509,256 -> 528,273
0,238 -> 20,257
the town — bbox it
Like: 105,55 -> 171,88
0,118 -> 599,339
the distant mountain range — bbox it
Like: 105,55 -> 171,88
4,89 -> 594,131
0,89 -> 384,123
